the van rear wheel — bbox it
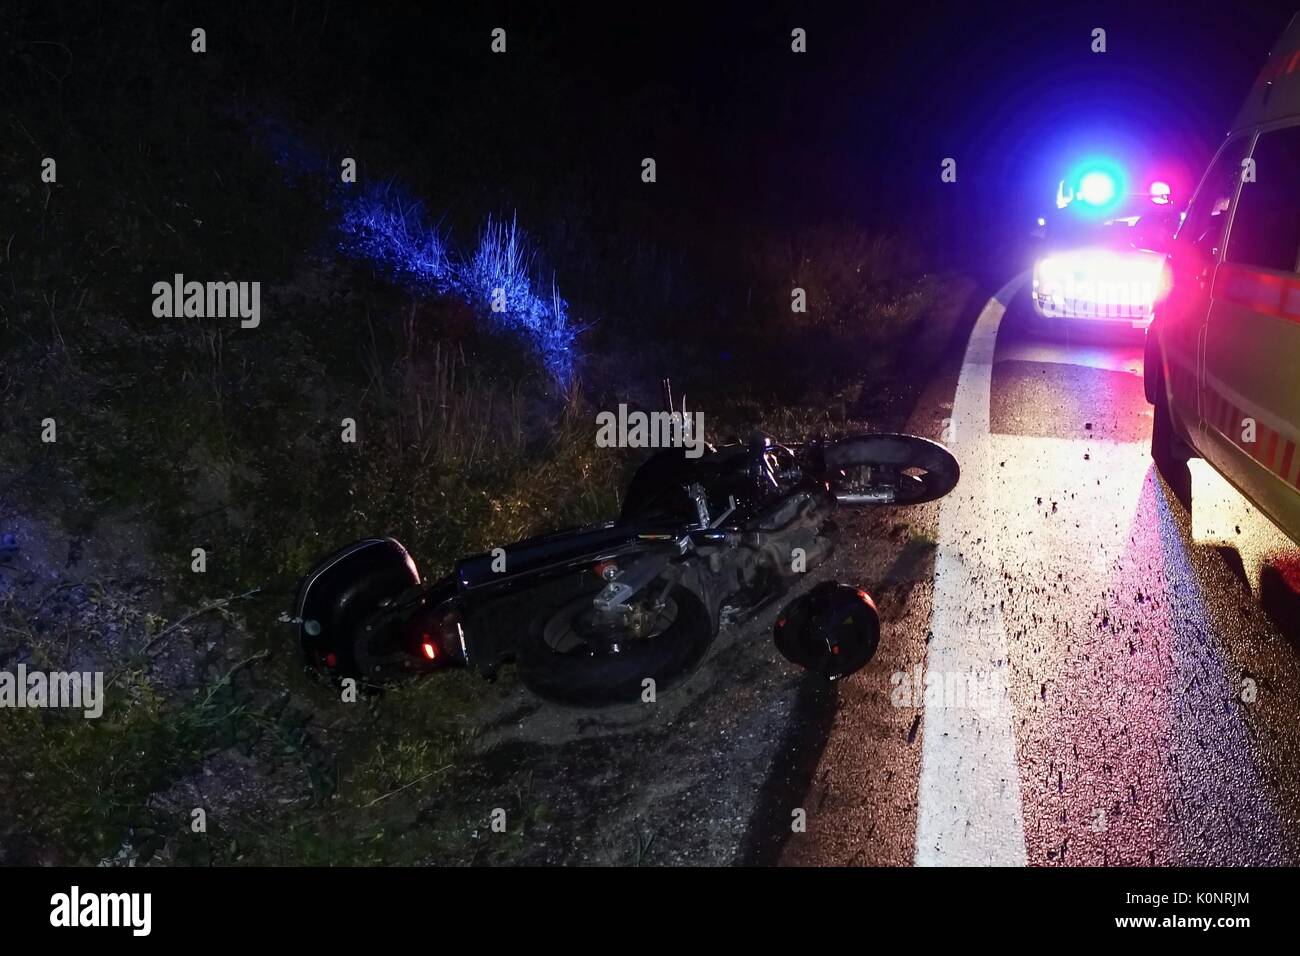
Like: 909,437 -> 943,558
1151,370 -> 1192,466
1151,367 -> 1193,506
1142,331 -> 1160,405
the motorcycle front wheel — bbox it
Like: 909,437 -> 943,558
516,577 -> 715,707
824,433 -> 960,506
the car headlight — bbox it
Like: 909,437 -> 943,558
1035,250 -> 1165,311
1034,256 -> 1067,294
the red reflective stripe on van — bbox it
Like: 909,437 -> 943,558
1201,378 -> 1300,487
1249,419 -> 1264,454
1257,50 -> 1300,84
1214,263 -> 1300,325
1215,264 -> 1284,312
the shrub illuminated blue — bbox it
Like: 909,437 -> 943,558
463,214 -> 575,381
337,182 -> 454,294
247,114 -> 577,383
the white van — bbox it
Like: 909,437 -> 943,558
1146,12 -> 1300,543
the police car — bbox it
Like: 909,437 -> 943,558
1145,12 -> 1300,544
1031,170 -> 1180,328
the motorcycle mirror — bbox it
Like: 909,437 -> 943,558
773,581 -> 880,680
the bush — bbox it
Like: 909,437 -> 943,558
462,214 -> 576,385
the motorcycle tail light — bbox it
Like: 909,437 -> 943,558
405,605 -> 467,668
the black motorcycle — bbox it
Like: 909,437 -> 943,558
292,401 -> 959,707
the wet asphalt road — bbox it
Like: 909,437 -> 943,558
782,275 -> 1300,866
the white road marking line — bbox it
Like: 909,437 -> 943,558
915,273 -> 1029,866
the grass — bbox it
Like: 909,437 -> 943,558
0,600 -> 266,864
632,823 -> 657,865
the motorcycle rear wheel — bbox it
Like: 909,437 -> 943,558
824,433 -> 960,505
517,577 -> 714,707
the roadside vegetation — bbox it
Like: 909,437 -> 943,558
0,2 -> 973,864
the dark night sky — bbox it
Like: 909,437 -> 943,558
55,0 -> 1286,274
317,0 -> 1298,260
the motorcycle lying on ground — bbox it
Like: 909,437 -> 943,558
292,389 -> 960,707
